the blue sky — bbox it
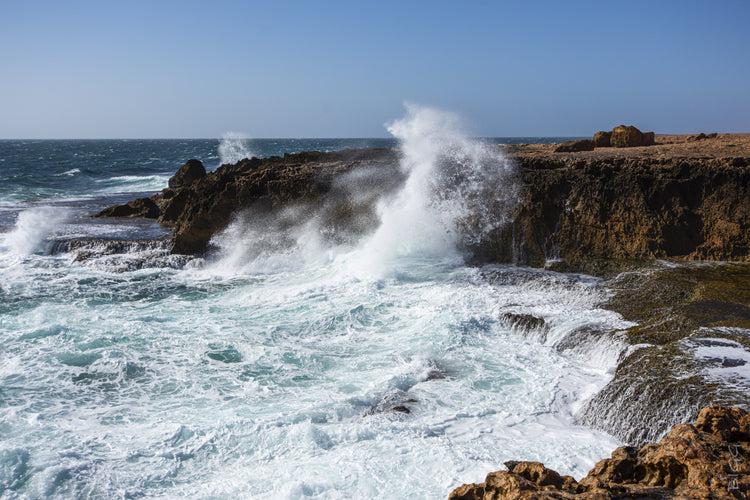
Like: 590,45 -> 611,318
1,0 -> 748,138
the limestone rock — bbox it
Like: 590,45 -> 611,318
448,405 -> 750,499
610,125 -> 655,147
592,131 -> 611,147
168,159 -> 206,189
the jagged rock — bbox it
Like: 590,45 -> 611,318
168,159 -> 206,189
554,139 -> 595,152
592,131 -> 612,147
94,197 -> 160,218
448,405 -> 750,499
610,125 -> 655,147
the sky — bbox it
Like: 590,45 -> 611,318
1,0 -> 748,138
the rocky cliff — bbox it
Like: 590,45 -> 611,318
97,134 -> 750,269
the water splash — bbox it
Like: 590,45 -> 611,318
218,132 -> 254,165
3,207 -> 71,256
207,105 -> 519,276
355,104 -> 519,269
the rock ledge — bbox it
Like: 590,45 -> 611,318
449,405 -> 749,499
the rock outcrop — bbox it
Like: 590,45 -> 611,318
168,158 -> 206,189
590,125 -> 655,148
449,405 -> 750,499
96,135 -> 750,266
609,124 -> 655,147
95,197 -> 160,218
475,154 -> 750,270
97,148 -> 402,254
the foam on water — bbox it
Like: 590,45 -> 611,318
94,174 -> 172,194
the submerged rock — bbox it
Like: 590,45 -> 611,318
449,405 -> 750,499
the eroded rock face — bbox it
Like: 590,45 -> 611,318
592,131 -> 612,147
168,159 -> 206,189
471,155 -> 750,269
95,197 -> 160,218
95,140 -> 750,267
449,405 -> 750,499
610,125 -> 655,147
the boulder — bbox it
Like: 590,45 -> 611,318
592,131 -> 612,147
448,405 -> 750,499
610,125 -> 655,147
168,159 -> 206,189
554,139 -> 595,152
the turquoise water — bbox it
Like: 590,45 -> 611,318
0,128 -> 622,498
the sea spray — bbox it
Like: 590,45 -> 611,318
218,132 -> 255,166
207,105 -> 519,276
2,206 -> 70,256
352,104 -> 519,272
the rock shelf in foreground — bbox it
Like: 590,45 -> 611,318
449,405 -> 750,499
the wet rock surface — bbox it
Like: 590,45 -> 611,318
449,405 -> 750,499
581,263 -> 750,446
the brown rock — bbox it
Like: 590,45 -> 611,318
168,159 -> 206,189
448,483 -> 484,500
610,125 -> 655,147
94,197 -> 160,219
554,139 -> 595,152
592,131 -> 611,147
448,405 -> 750,499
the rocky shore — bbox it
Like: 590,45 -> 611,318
449,405 -> 749,499
96,133 -> 750,498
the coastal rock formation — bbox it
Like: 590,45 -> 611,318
168,158 -> 206,189
96,135 -> 750,266
95,197 -> 160,218
592,131 -> 612,147
471,155 -> 750,269
610,124 -> 655,147
448,405 -> 750,499
97,148 -> 402,254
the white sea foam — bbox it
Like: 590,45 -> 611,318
218,132 -> 255,166
207,104 -> 518,279
56,168 -> 81,176
94,174 -> 171,194
1,206 -> 70,256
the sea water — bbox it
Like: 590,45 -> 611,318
0,109 -> 624,498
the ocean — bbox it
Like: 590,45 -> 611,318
0,125 -> 629,498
